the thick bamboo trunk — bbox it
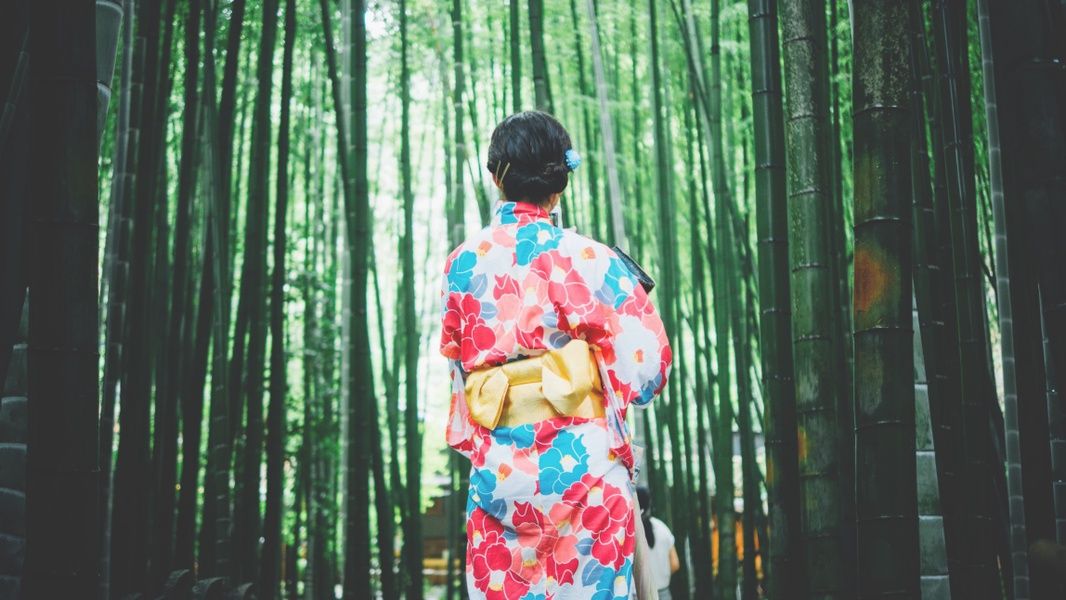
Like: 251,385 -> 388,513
23,2 -> 100,596
746,0 -> 803,594
851,2 -> 920,596
779,0 -> 851,595
0,7 -> 29,396
932,2 -> 1005,593
988,0 -> 1066,573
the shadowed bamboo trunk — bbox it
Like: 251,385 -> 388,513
988,1 -> 1066,441
682,100 -> 712,598
341,0 -> 375,595
401,0 -> 423,597
99,0 -> 136,593
932,1 -> 1004,594
111,0 -> 166,592
707,3 -> 736,596
746,0 -> 803,594
235,0 -> 281,585
905,2 -> 969,591
529,0 -> 553,112
95,0 -> 123,145
779,0 -> 850,595
151,0 -> 202,585
850,1 -> 920,596
23,1 -> 100,596
913,298 -> 951,599
0,6 -> 29,405
987,0 -> 1066,588
977,0 -> 1030,595
197,0 -> 242,575
260,0 -> 295,596
1044,309 -> 1065,546
175,0 -> 222,575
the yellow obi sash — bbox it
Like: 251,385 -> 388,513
464,339 -> 605,430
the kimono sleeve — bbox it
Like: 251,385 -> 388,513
560,243 -> 672,409
439,254 -> 462,361
440,255 -> 475,456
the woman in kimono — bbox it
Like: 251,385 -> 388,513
440,111 -> 672,599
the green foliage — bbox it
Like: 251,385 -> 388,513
80,0 -> 1053,596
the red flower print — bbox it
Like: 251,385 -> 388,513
582,482 -> 632,570
469,323 -> 496,351
469,514 -> 511,591
533,418 -> 566,453
546,533 -> 580,586
530,253 -> 599,322
459,293 -> 482,316
440,292 -> 463,359
547,473 -> 603,535
515,312 -> 545,350
484,571 -> 531,600
492,275 -> 522,318
493,274 -> 521,299
459,293 -> 497,364
513,501 -> 548,548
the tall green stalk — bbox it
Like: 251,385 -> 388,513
977,0 -> 1029,595
529,0 -> 553,112
851,1 -> 919,596
746,0 -> 802,594
509,0 -> 522,112
341,0 -> 375,595
780,0 -> 849,595
932,2 -> 1003,593
402,0 -> 423,596
260,0 -> 295,596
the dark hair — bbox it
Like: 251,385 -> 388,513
486,111 -> 573,205
636,485 -> 656,548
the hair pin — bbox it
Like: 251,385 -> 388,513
564,148 -> 582,171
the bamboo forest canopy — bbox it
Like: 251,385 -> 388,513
1,0 -> 1065,598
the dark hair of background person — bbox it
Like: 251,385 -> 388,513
485,110 -> 573,206
636,485 -> 656,548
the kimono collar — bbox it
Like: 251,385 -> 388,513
491,200 -> 553,227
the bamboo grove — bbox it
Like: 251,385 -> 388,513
0,0 -> 1065,599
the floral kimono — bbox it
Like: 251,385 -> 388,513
440,201 -> 671,599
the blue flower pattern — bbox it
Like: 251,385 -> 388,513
539,430 -> 590,495
447,250 -> 478,293
469,468 -> 507,520
515,222 -> 562,266
601,256 -> 635,309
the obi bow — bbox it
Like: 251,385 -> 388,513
464,338 -> 604,429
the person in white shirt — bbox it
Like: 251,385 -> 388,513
636,486 -> 681,599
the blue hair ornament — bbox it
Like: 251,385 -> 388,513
564,148 -> 582,171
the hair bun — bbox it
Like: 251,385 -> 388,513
485,111 -> 574,204
542,162 -> 570,178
